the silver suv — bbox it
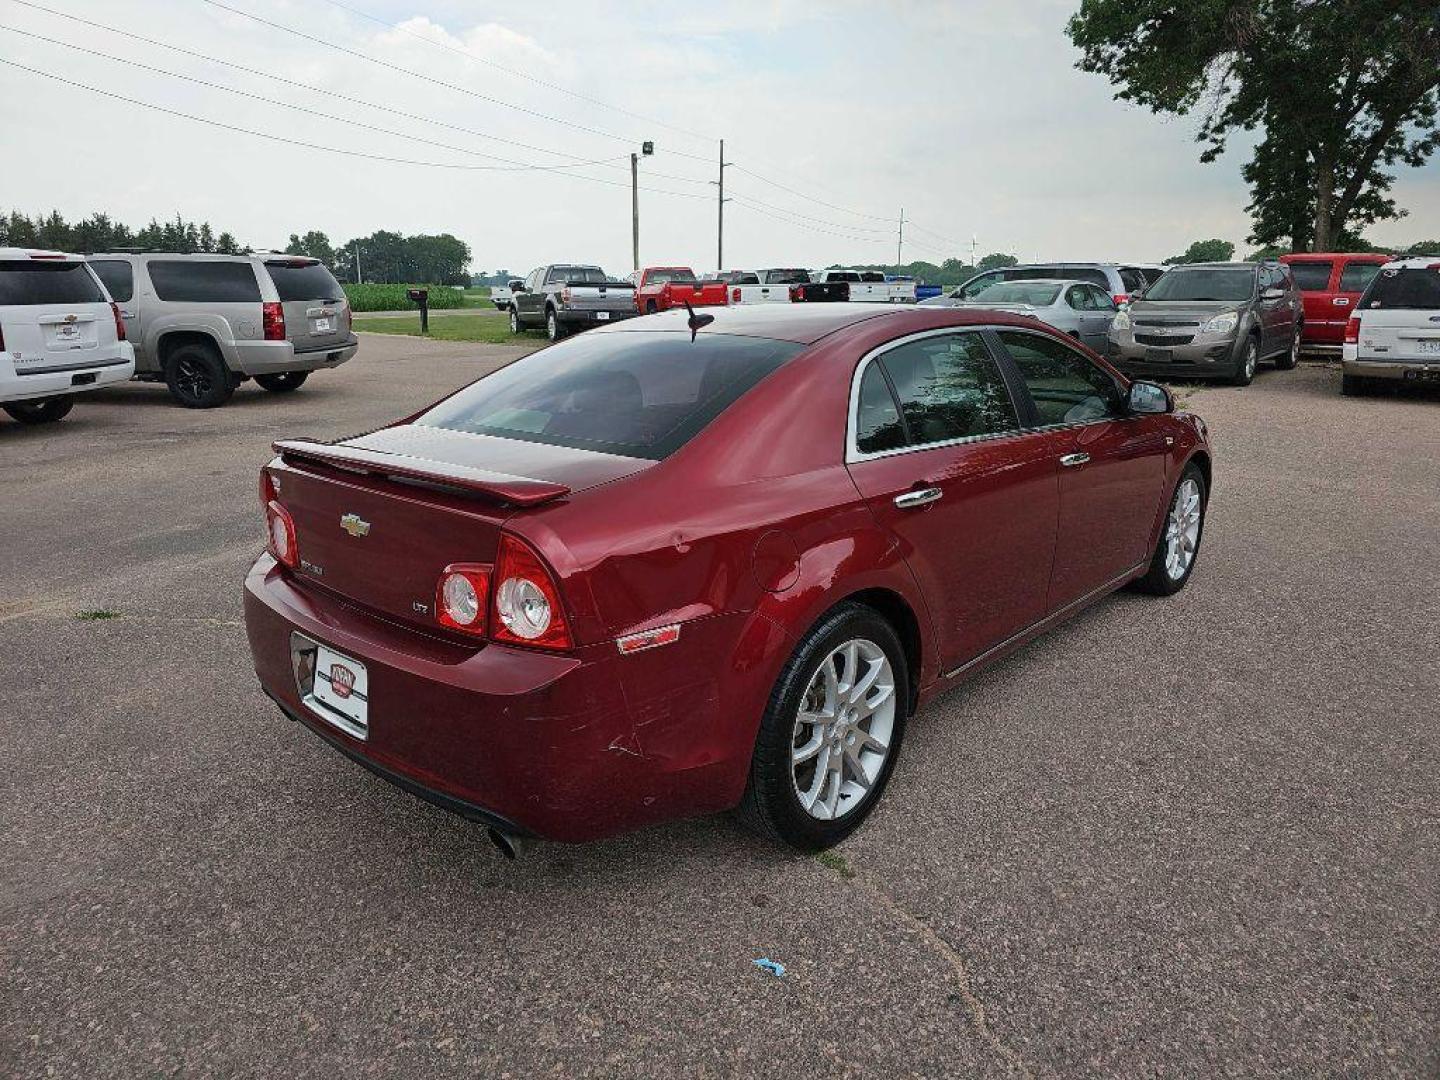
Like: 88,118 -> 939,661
87,253 -> 357,408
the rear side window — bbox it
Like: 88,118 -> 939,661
1118,268 -> 1147,293
871,332 -> 1018,447
1064,267 -> 1110,286
1288,261 -> 1334,291
1361,268 -> 1440,310
420,331 -> 803,460
855,363 -> 905,454
264,261 -> 343,301
89,260 -> 134,302
148,260 -> 261,303
1338,262 -> 1382,294
0,261 -> 106,305
998,330 -> 1123,426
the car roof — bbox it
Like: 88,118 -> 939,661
1168,261 -> 1261,269
0,247 -> 86,262
1280,251 -> 1392,262
590,302 -> 1060,345
1381,256 -> 1440,270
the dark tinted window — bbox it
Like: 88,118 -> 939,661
855,362 -> 905,454
974,282 -> 1061,306
1090,285 -> 1118,311
1062,267 -> 1109,286
647,268 -> 696,285
420,332 -> 802,460
89,260 -> 133,302
860,271 -> 887,283
1066,285 -> 1097,311
1338,262 -> 1382,294
763,269 -> 810,284
1138,267 -> 1166,286
1144,267 -> 1255,302
1361,268 -> 1440,310
148,260 -> 261,303
0,261 -> 106,305
547,266 -> 606,285
265,261 -> 343,301
876,332 -> 1018,446
999,330 -> 1123,426
1288,261 -> 1333,291
1119,267 -> 1146,293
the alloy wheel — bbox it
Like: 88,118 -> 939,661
790,639 -> 896,821
175,356 -> 212,402
1244,342 -> 1258,380
509,308 -> 519,334
1165,477 -> 1203,580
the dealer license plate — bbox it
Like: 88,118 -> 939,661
309,645 -> 368,738
596,311 -> 610,321
1417,339 -> 1440,355
312,317 -> 334,333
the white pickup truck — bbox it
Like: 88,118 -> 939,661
717,268 -> 850,306
811,269 -> 917,303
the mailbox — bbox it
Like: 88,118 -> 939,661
406,288 -> 427,303
406,288 -> 430,333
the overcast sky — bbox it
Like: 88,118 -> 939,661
2,0 -> 1436,276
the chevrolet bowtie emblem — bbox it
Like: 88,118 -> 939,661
340,513 -> 371,538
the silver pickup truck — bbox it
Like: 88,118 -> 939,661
504,264 -> 637,341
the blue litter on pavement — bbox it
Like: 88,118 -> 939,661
753,958 -> 785,977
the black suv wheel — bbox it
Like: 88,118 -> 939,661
165,342 -> 234,408
3,395 -> 74,424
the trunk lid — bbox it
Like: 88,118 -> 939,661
563,282 -> 636,313
271,424 -> 653,628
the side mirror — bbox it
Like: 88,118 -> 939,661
1127,380 -> 1172,415
1263,287 -> 1285,300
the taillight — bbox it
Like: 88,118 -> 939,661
259,467 -> 277,509
436,564 -> 492,637
731,287 -> 740,304
560,287 -> 571,304
265,500 -> 298,568
1344,313 -> 1361,344
789,284 -> 804,301
491,533 -> 571,650
262,301 -> 286,341
1113,293 -> 1129,306
110,301 -> 126,341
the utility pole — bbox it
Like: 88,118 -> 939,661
354,240 -> 363,284
896,207 -> 905,270
631,153 -> 640,273
716,139 -> 729,272
970,235 -> 977,270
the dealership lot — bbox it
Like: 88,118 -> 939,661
2,337 -> 1437,1076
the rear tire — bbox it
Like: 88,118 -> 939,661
1132,463 -> 1207,596
254,371 -> 309,393
546,308 -> 563,342
1229,336 -> 1258,386
508,307 -> 520,335
645,299 -> 659,315
3,396 -> 74,424
735,603 -> 909,850
165,343 -> 233,408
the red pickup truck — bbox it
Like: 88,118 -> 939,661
629,267 -> 729,314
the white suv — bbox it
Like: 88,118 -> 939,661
1,248 -> 135,424
1342,256 -> 1440,395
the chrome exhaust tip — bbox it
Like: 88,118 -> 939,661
486,827 -> 532,860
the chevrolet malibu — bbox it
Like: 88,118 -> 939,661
244,305 -> 1212,852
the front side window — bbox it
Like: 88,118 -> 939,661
1143,267 -> 1256,303
420,331 -> 801,460
1089,285 -> 1118,311
1288,261 -> 1334,291
1338,262 -> 1381,294
148,260 -> 261,303
998,330 -> 1123,427
972,282 -> 1061,306
958,272 -> 1001,298
524,269 -> 541,291
1066,285 -> 1096,311
871,332 -> 1018,447
89,260 -> 134,302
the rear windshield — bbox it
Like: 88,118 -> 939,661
860,271 -> 887,282
89,260 -> 134,302
828,271 -> 861,282
0,261 -> 106,305
647,268 -> 696,285
264,261 -> 344,301
550,266 -> 606,285
1144,267 -> 1256,302
148,260 -> 261,303
419,331 -> 804,460
971,282 -> 1061,305
1360,267 -> 1440,310
1288,261 -> 1334,291
1118,267 -> 1147,292
763,269 -> 810,284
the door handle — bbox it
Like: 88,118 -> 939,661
1333,297 -> 1350,306
1059,452 -> 1090,468
893,487 -> 942,508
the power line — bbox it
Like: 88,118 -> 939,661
317,0 -> 716,146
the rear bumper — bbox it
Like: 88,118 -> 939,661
243,554 -> 750,841
1342,356 -> 1440,382
0,347 -> 134,404
1107,336 -> 1240,379
229,337 -> 359,375
556,308 -> 638,327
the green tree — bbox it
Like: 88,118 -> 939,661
215,231 -> 240,255
1067,0 -> 1440,251
1164,238 -> 1236,264
977,252 -> 1018,271
285,230 -> 337,266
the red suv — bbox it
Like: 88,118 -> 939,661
244,306 -> 1212,852
1280,252 -> 1391,354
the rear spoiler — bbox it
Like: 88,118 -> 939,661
273,439 -> 571,507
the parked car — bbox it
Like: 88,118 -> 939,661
1108,261 -> 1301,386
85,253 -> 356,408
506,264 -> 637,341
1279,252 -> 1391,355
717,270 -> 792,307
1,248 -> 135,423
244,303 -> 1212,852
920,279 -> 1119,353
888,275 -> 943,301
490,280 -> 523,311
628,267 -> 728,314
1341,257 -> 1440,395
952,262 -> 1164,307
810,269 -> 916,303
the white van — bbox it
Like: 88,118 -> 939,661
0,249 -> 135,424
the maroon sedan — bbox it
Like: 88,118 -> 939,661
245,305 -> 1211,852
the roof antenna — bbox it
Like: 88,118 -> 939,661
684,300 -> 714,342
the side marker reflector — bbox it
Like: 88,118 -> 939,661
616,624 -> 681,655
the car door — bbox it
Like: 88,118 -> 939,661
993,328 -> 1169,613
1063,284 -> 1110,350
844,328 -> 1058,671
1258,266 -> 1290,355
518,268 -> 543,322
1085,285 -> 1120,349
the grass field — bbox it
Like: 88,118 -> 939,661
354,310 -> 546,344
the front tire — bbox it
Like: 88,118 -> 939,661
3,395 -> 74,424
1229,336 -> 1258,386
1132,463 -> 1207,596
165,343 -> 233,408
254,371 -> 308,393
508,306 -> 520,335
736,603 -> 909,850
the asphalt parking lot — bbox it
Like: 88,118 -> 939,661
2,336 -> 1437,1077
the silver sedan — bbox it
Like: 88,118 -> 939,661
918,279 -> 1119,352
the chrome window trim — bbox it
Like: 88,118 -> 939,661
845,326 -> 1027,464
